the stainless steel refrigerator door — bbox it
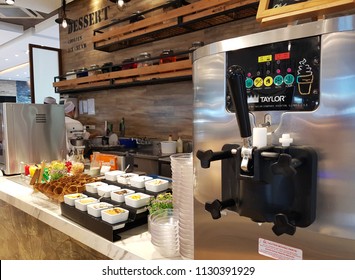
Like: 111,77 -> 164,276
0,103 -> 66,174
193,15 -> 355,259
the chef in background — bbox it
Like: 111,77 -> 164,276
44,96 -> 57,104
64,101 -> 89,156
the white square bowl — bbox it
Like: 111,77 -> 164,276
64,193 -> 88,206
144,178 -> 170,192
110,188 -> 135,203
117,173 -> 139,185
97,184 -> 121,197
124,192 -> 151,208
130,176 -> 153,188
101,207 -> 129,224
87,202 -> 113,217
85,181 -> 108,194
74,197 -> 98,211
104,170 -> 125,181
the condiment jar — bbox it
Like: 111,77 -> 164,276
159,50 -> 176,64
121,58 -> 138,70
77,67 -> 88,77
88,64 -> 101,76
137,52 -> 152,68
66,70 -> 76,80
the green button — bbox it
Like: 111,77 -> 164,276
274,75 -> 283,86
245,78 -> 253,89
284,74 -> 295,85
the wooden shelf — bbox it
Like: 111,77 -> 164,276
93,0 -> 259,52
53,54 -> 192,93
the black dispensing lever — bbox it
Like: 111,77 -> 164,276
226,65 -> 253,172
197,149 -> 238,168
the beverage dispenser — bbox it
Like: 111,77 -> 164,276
193,15 -> 355,259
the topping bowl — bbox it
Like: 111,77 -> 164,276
101,207 -> 129,224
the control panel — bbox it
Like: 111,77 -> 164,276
226,36 -> 320,112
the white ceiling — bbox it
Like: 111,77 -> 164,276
0,0 -> 74,81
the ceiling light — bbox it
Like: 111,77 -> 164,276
109,0 -> 131,11
55,0 -> 73,28
5,0 -> 15,5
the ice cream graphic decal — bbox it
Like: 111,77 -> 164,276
297,58 -> 313,95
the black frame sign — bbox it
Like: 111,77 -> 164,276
256,0 -> 355,25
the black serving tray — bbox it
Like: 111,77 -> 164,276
60,176 -> 171,242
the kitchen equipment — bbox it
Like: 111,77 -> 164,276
108,133 -> 118,146
0,103 -> 66,175
161,141 -> 177,154
119,137 -> 137,148
193,15 -> 355,259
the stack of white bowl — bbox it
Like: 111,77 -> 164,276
170,153 -> 194,259
148,209 -> 180,258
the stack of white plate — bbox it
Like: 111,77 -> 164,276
170,153 -> 194,259
148,209 -> 180,258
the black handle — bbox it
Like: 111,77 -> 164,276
272,214 -> 296,236
226,65 -> 251,138
271,154 -> 297,177
205,199 -> 236,219
196,149 -> 237,168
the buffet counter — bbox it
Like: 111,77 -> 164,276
0,175 -> 178,260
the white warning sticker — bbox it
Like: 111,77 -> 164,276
258,238 -> 303,260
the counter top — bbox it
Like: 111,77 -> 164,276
0,175 -> 180,260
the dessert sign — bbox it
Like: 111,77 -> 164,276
256,0 -> 355,25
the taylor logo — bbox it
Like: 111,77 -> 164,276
260,96 -> 285,102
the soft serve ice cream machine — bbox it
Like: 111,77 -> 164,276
193,15 -> 355,259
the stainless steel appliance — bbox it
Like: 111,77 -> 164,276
193,15 -> 355,259
0,103 -> 66,175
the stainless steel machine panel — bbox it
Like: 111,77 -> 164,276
0,103 -> 66,175
193,15 -> 355,259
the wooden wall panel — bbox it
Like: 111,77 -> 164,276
58,0 -> 264,141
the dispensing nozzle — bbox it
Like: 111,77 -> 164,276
226,65 -> 253,172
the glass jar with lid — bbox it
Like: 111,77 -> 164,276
159,49 -> 176,64
137,52 -> 152,68
88,64 -> 101,76
121,58 -> 138,70
66,69 -> 77,80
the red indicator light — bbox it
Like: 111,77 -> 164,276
276,69 -> 281,74
275,52 -> 290,60
287,68 -> 292,73
247,72 -> 252,77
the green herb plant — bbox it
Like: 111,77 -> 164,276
147,192 -> 173,214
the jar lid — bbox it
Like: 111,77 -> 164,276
161,49 -> 174,55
